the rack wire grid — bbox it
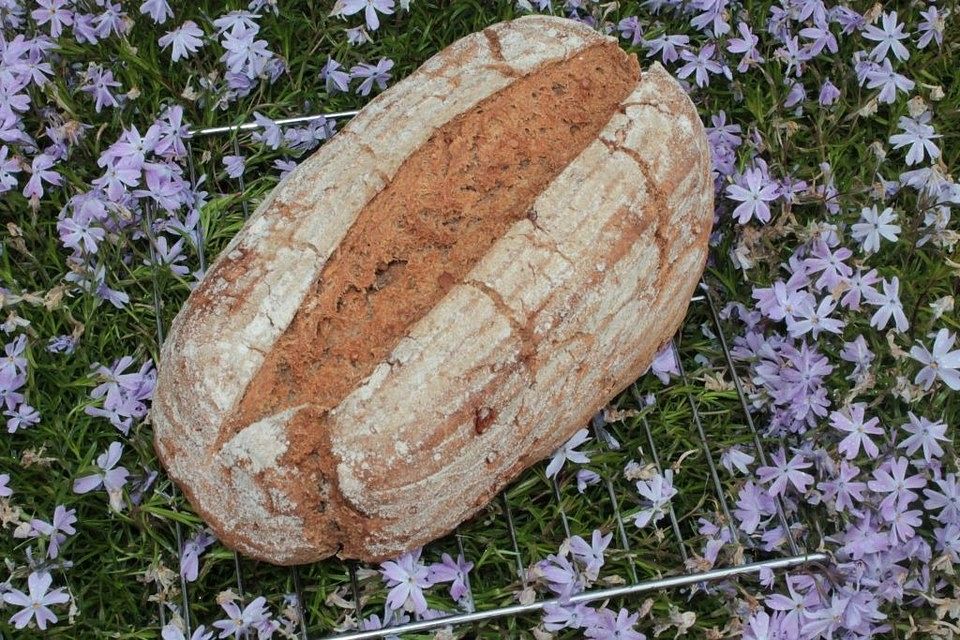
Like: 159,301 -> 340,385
142,107 -> 829,639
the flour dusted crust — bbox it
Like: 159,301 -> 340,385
151,15 -> 713,565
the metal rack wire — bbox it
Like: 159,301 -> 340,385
144,110 -> 829,639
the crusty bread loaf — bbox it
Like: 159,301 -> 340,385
151,15 -> 713,565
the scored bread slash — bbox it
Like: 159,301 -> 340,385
150,15 -> 714,565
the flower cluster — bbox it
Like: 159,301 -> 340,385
533,531 -> 647,638
377,547 -> 474,615
1,335 -> 39,434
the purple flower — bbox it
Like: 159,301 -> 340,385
831,403 -> 883,460
757,448 -> 814,497
569,529 -> 612,581
95,2 -> 129,40
72,12 -> 100,44
832,5 -> 865,33
726,167 -> 779,224
818,78 -> 840,105
2,571 -> 70,630
31,0 -> 74,38
786,296 -> 844,339
212,595 -> 272,638
576,468 -> 600,493
180,530 -> 216,582
743,611 -> 784,640
917,5 -> 944,49
689,0 -> 730,37
274,158 -> 297,178
910,328 -> 960,391
647,343 -> 678,383
73,441 -> 130,511
840,269 -> 880,311
934,524 -> 960,561
864,58 -> 914,105
726,21 -> 762,72
321,58 -> 351,93
84,356 -> 156,435
159,21 -> 205,62
345,25 -> 371,46
0,145 -> 20,194
212,10 -> 260,34
889,114 -> 941,166
543,602 -> 594,631
803,240 -> 852,291
0,472 -> 11,497
899,412 -> 947,463
617,16 -> 643,46
818,460 -> 866,513
721,445 -> 754,475
23,153 -> 62,202
864,276 -> 908,333
783,80 -> 806,109
799,18 -> 837,57
223,154 -> 246,179
546,428 -> 590,478
380,548 -> 431,614
0,370 -> 25,410
584,607 -> 644,640
775,35 -> 812,78
24,505 -> 76,559
677,43 -> 725,88
140,0 -> 172,24
840,335 -> 874,380
0,335 -> 27,377
101,124 -> 159,170
351,58 -> 393,96
887,496 -> 922,543
220,24 -> 272,78
251,112 -> 282,149
642,33 -> 688,64
536,552 -> 582,598
360,609 -> 409,638
862,11 -> 910,62
5,402 -> 39,433
765,579 -> 821,637
753,280 -> 810,322
633,469 -> 676,527
333,0 -> 394,31
802,594 -> 848,638
734,481 -> 775,533
427,552 -> 473,603
924,473 -> 960,524
57,215 -> 105,254
80,64 -> 121,112
867,456 -> 926,515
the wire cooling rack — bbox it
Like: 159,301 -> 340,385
141,108 -> 830,639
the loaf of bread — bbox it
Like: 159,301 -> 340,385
151,15 -> 713,565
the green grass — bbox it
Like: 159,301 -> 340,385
1,0 -> 959,638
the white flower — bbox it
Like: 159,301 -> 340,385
889,114 -> 941,167
546,429 -> 591,478
865,276 -> 909,333
851,205 -> 901,254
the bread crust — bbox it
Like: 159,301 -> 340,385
151,15 -> 713,565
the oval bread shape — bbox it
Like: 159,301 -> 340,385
151,15 -> 714,565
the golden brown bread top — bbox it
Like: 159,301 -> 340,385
222,41 -> 639,445
151,15 -> 713,565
